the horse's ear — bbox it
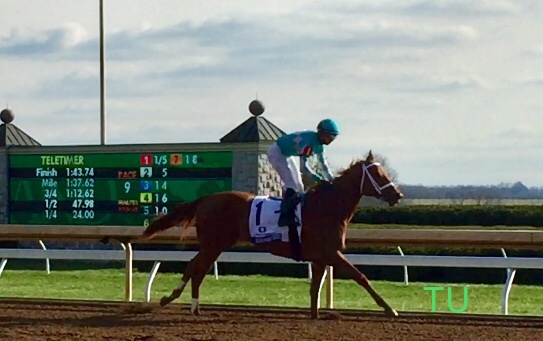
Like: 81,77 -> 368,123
366,150 -> 374,162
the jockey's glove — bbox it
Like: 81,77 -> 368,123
319,179 -> 334,190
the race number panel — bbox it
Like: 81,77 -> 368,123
8,151 -> 232,227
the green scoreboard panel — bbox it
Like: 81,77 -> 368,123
8,151 -> 232,226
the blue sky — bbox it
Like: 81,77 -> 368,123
1,0 -> 542,186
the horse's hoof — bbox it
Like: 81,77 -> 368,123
385,307 -> 398,317
160,296 -> 172,307
321,312 -> 342,320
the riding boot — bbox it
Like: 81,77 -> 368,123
278,188 -> 299,227
278,188 -> 302,261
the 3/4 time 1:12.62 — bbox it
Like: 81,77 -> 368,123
66,188 -> 94,198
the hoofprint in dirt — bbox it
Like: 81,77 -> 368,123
0,299 -> 541,341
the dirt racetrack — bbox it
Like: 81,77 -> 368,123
1,298 -> 543,341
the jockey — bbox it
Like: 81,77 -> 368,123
267,118 -> 339,227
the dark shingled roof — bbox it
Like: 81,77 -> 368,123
220,116 -> 286,143
0,123 -> 41,147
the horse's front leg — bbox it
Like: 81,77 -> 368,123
309,261 -> 327,319
332,251 -> 398,317
160,252 -> 200,306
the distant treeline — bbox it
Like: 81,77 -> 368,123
399,181 -> 543,200
351,205 -> 543,227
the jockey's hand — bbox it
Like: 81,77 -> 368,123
319,179 -> 334,190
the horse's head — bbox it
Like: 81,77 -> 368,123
358,150 -> 403,206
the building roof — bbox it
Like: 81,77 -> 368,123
0,123 -> 41,147
220,115 -> 286,143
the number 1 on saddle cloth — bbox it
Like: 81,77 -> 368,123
250,194 -> 304,262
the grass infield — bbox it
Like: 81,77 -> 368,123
1,269 -> 542,316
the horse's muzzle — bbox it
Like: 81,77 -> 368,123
383,191 -> 403,207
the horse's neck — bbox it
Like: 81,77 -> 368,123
334,176 -> 363,221
311,174 -> 361,224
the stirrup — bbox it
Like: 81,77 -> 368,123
288,225 -> 302,261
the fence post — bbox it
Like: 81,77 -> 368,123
397,246 -> 408,285
38,240 -> 50,274
124,242 -> 133,302
325,265 -> 333,309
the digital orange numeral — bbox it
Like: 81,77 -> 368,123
170,154 -> 182,166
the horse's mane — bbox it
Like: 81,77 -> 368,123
306,158 -> 364,193
336,159 -> 363,177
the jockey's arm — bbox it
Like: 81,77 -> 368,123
300,156 -> 324,182
316,152 -> 335,182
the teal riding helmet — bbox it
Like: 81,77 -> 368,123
317,119 -> 340,136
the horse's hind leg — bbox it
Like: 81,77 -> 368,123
332,251 -> 398,317
160,252 -> 201,307
189,248 -> 223,316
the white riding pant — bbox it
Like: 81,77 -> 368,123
267,142 -> 305,194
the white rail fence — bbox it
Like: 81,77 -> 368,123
0,245 -> 537,315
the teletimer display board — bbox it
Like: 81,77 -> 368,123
8,151 -> 232,226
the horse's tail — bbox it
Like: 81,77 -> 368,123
142,196 -> 206,239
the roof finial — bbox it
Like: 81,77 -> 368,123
1,107 -> 14,124
248,99 -> 265,117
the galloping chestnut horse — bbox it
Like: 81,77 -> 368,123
142,150 -> 403,319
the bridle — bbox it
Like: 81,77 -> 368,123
360,162 -> 396,196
